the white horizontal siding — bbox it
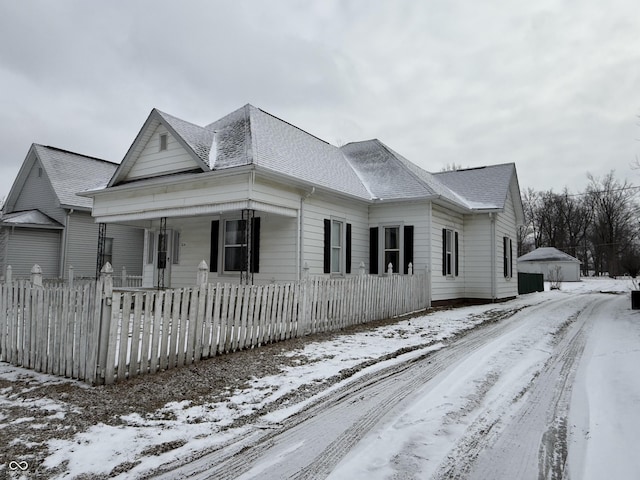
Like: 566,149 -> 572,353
495,188 -> 518,299
4,228 -> 61,278
13,158 -> 66,224
463,214 -> 492,299
430,205 -> 464,302
124,124 -> 201,181
65,212 -> 144,278
302,194 -> 368,276
252,177 -> 302,210
369,202 -> 430,275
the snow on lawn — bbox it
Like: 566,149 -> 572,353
1,277 -> 636,478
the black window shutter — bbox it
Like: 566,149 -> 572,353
210,220 -> 219,272
503,236 -> 508,277
369,227 -> 379,274
251,217 -> 260,273
509,238 -> 513,277
323,219 -> 331,274
455,231 -> 459,276
346,223 -> 352,274
442,228 -> 447,276
404,225 -> 414,274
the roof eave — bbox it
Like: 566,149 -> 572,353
81,165 -> 255,197
253,165 -> 373,204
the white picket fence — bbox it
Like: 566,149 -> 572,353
0,279 -> 102,383
0,263 -> 430,385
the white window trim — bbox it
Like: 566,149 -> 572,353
172,230 -> 180,265
146,230 -> 155,265
159,133 -> 168,151
504,236 -> 513,278
445,228 -> 455,277
330,216 -> 346,276
222,216 -> 248,274
379,223 -> 404,275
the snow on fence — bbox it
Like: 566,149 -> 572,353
0,262 -> 430,385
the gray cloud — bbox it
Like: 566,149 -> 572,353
1,0 -> 639,204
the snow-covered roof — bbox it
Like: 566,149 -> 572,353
434,164 -> 517,210
4,145 -> 118,213
156,110 -> 214,165
0,209 -> 64,228
33,145 -> 118,209
111,104 -> 521,211
206,105 -> 372,199
518,247 -> 580,263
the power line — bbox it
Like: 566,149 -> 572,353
529,185 -> 640,198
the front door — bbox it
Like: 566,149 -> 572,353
156,229 -> 172,288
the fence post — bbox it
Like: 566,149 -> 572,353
359,261 -> 366,276
31,264 -> 43,287
300,262 -> 310,336
197,260 -> 209,286
69,266 -> 74,289
387,263 -> 393,275
408,262 -> 413,275
425,266 -> 431,308
6,265 -> 12,284
95,262 -> 113,385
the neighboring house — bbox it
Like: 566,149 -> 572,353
82,105 -> 524,303
517,247 -> 581,282
0,144 -> 144,280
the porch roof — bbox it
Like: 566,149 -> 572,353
0,209 -> 64,229
93,199 -> 297,224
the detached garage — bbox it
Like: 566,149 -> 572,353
517,247 -> 581,282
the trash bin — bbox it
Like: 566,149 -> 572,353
632,290 -> 640,310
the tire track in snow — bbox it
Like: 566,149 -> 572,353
151,295 -> 588,480
454,294 -> 610,480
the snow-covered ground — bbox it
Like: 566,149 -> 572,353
1,277 -> 638,479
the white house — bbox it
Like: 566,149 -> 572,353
0,144 -> 144,280
82,105 -> 524,304
517,247 -> 581,282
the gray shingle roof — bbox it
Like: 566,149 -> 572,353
203,105 -> 372,199
433,164 -> 517,210
125,105 -> 520,210
156,110 -> 214,165
34,145 -> 117,209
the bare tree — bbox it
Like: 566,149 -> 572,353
586,172 -> 639,277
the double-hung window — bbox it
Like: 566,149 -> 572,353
384,226 -> 400,273
503,236 -> 513,278
442,228 -> 459,277
224,219 -> 247,272
331,220 -> 343,274
324,219 -> 352,275
369,225 -> 414,275
209,218 -> 260,274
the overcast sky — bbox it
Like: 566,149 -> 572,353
1,0 -> 639,201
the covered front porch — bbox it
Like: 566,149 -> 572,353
95,200 -> 300,289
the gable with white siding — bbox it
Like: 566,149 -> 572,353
124,124 -> 203,181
